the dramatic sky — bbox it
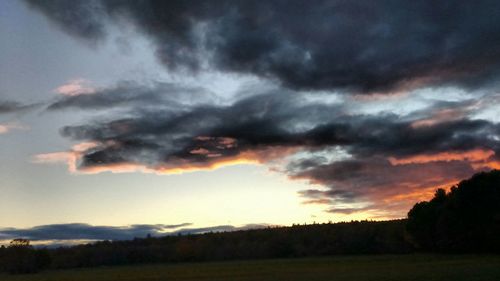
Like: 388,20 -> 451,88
1,0 -> 500,246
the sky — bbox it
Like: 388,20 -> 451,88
1,0 -> 499,246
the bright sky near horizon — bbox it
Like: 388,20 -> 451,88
1,0 -> 499,245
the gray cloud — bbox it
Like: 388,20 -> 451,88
0,100 -> 36,114
23,0 -> 107,45
0,223 -> 267,245
48,81 -> 217,111
25,0 -> 500,93
57,88 -> 500,173
170,224 -> 269,236
51,87 -> 344,171
0,223 -> 191,241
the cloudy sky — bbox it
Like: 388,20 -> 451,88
1,0 -> 499,245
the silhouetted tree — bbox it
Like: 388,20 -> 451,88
3,239 -> 38,274
407,170 -> 500,252
0,239 -> 51,274
10,239 -> 30,247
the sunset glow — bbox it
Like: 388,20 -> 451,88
1,0 -> 499,246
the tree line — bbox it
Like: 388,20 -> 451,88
0,220 -> 410,273
1,169 -> 499,274
407,169 -> 500,252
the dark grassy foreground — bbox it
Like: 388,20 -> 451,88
2,255 -> 499,281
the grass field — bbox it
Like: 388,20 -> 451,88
2,255 -> 500,281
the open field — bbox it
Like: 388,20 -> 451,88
2,255 -> 500,281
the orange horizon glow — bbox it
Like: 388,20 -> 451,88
32,140 -> 499,222
388,149 -> 495,165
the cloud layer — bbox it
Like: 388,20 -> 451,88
24,1 -> 500,218
0,223 -> 268,246
25,0 -> 500,93
38,82 -> 500,217
0,223 -> 191,241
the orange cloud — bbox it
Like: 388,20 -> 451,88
34,141 -> 299,175
190,148 -> 210,155
55,79 -> 95,96
411,108 -> 469,128
74,152 -> 261,175
195,136 -> 238,149
293,154 -> 489,220
388,149 -> 495,165
472,160 -> 500,170
97,147 -> 298,175
216,137 -> 237,148
382,180 -> 458,204
33,142 -> 100,173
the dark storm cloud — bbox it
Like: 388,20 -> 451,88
52,83 -> 500,174
56,90 -> 323,170
25,0 -> 500,93
23,0 -> 107,44
0,223 -> 192,241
